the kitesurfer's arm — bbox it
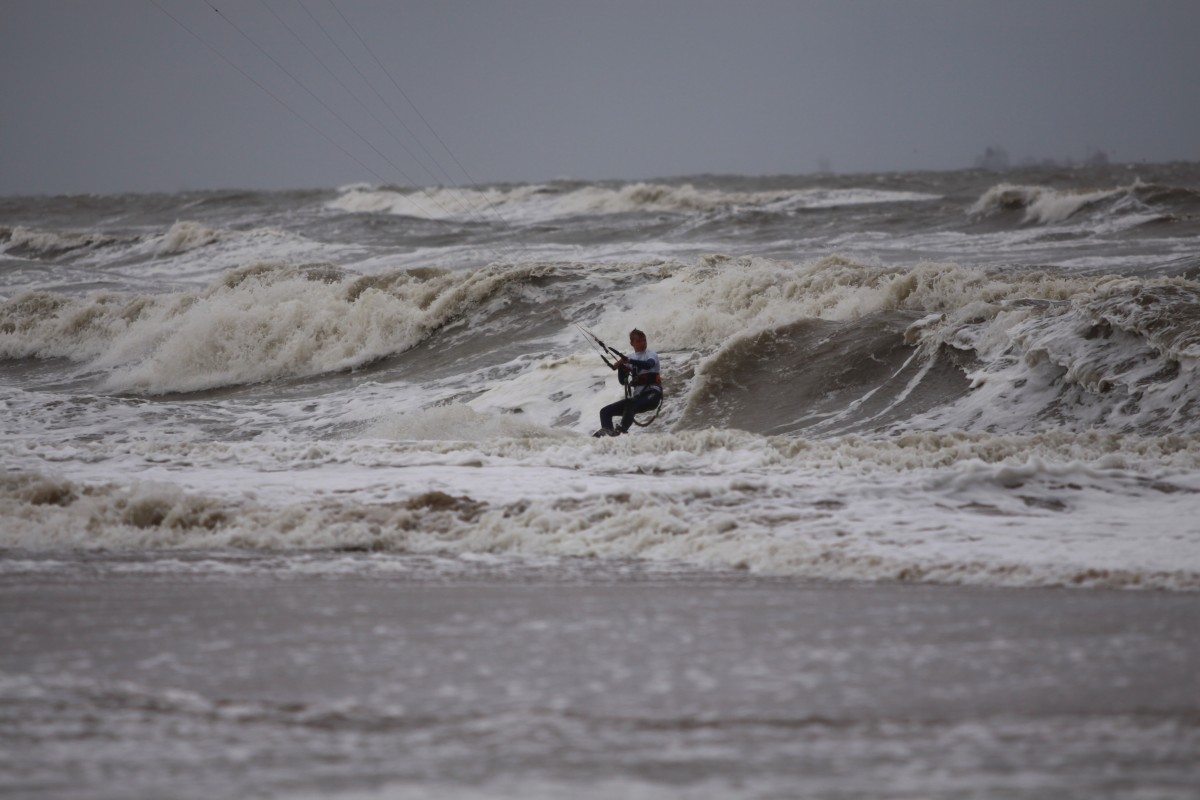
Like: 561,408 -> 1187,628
618,354 -> 659,387
616,359 -> 631,385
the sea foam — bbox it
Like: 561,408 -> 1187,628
967,181 -> 1173,227
3,448 -> 1198,591
327,182 -> 940,222
0,261 -> 559,394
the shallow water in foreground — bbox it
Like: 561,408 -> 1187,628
2,559 -> 1197,799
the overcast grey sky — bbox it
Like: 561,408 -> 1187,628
2,0 -> 1197,195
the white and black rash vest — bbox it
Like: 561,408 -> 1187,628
619,350 -> 662,397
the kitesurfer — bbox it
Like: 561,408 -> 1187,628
594,328 -> 662,437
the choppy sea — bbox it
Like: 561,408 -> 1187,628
3,165 -> 1199,798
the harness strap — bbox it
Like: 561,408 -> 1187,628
624,378 -> 664,427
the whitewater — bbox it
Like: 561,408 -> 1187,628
4,165 -> 1200,588
3,164 -> 1200,798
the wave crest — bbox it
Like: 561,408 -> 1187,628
328,183 -> 939,222
0,225 -> 132,259
967,180 -> 1192,227
0,261 -> 558,394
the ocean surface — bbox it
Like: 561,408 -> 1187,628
3,164 -> 1200,797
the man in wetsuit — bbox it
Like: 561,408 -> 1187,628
594,328 -> 662,437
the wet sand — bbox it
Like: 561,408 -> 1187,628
2,558 -> 1198,799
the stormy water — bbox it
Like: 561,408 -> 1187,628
2,164 -> 1199,798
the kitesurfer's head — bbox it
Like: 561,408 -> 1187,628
629,328 -> 647,353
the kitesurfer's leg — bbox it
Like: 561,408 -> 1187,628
618,392 -> 661,432
599,398 -> 628,434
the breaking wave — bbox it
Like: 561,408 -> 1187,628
628,256 -> 1200,436
0,220 -> 300,263
329,182 -> 939,222
0,261 -> 558,394
5,253 -> 1200,435
0,225 -> 135,259
967,180 -> 1198,226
